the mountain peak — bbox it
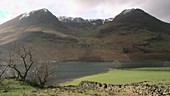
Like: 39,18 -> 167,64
121,8 -> 145,15
100,8 -> 170,35
114,8 -> 150,23
29,8 -> 49,13
122,8 -> 135,15
11,8 -> 65,29
38,8 -> 49,12
19,8 -> 50,20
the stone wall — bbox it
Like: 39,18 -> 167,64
79,81 -> 170,96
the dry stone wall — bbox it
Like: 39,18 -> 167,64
79,81 -> 170,96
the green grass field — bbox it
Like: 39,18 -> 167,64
0,79 -> 37,96
0,79 -> 110,96
65,67 -> 170,85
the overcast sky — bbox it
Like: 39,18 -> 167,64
0,0 -> 170,24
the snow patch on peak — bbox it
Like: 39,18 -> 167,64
19,8 -> 50,20
36,8 -> 49,12
58,16 -> 113,25
19,13 -> 30,20
122,9 -> 135,15
58,16 -> 87,23
58,16 -> 74,22
105,18 -> 113,22
30,8 -> 49,14
107,18 -> 114,21
88,19 -> 99,22
42,8 -> 48,12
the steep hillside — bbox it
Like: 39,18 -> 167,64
0,8 -> 79,45
95,8 -> 170,60
0,9 -> 83,61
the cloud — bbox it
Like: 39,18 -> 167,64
0,0 -> 170,24
141,0 -> 170,22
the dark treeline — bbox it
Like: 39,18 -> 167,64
116,61 -> 170,68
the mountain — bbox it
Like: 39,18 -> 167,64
0,8 -> 67,32
95,8 -> 170,60
58,16 -> 113,36
0,8 -> 170,61
0,8 -> 78,44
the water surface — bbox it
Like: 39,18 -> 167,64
55,62 -> 114,84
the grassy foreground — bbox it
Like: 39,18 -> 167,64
0,79 -> 37,96
1,67 -> 170,96
0,79 -> 110,96
65,67 -> 170,85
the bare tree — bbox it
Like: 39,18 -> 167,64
33,64 -> 51,87
7,44 -> 34,81
3,43 -> 58,87
32,59 -> 57,87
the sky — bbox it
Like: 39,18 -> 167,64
0,0 -> 170,24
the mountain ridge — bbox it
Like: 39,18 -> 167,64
0,8 -> 170,61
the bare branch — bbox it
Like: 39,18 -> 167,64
0,65 -> 8,79
7,44 -> 34,80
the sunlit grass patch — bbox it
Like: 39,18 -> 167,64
66,67 -> 170,85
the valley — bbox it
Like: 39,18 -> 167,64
0,7 -> 170,96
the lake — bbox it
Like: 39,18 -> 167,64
1,61 -> 170,85
50,61 -> 170,85
53,62 -> 114,85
